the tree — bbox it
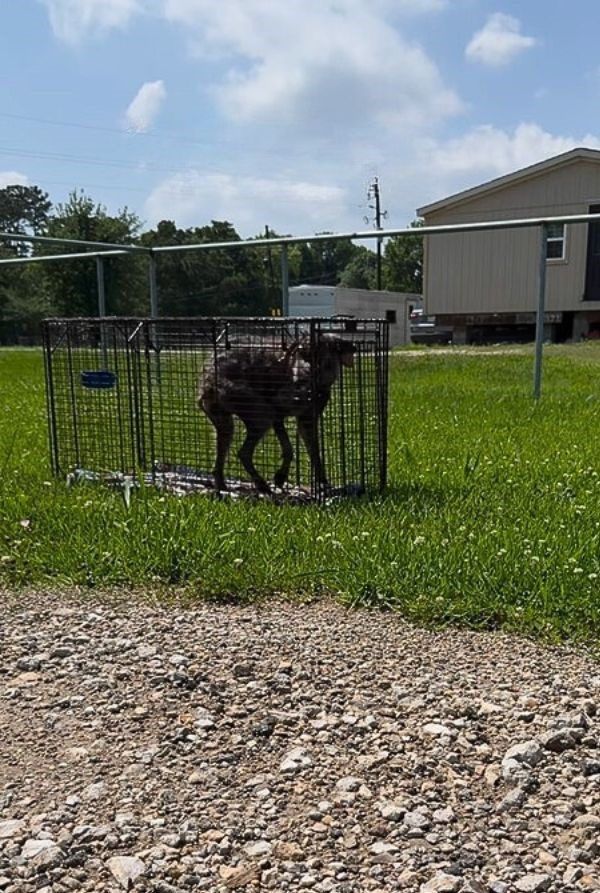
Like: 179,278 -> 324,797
141,220 -> 271,317
0,185 -> 53,340
0,185 -> 52,253
384,219 -> 424,294
338,247 -> 378,289
39,191 -> 145,317
294,236 -> 363,287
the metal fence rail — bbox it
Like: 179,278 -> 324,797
7,209 -> 600,396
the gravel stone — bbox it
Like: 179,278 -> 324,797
422,723 -> 455,738
21,838 -> 57,860
539,729 -> 579,753
106,855 -> 146,888
1,591 -> 599,892
0,822 -> 24,840
420,872 -> 462,892
514,874 -> 551,892
502,740 -> 544,768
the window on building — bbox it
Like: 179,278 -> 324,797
546,223 -> 566,260
386,309 -> 397,324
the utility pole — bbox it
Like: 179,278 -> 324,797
365,177 -> 387,289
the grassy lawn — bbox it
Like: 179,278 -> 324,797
2,343 -> 600,643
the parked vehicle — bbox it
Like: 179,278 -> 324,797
410,309 -> 453,345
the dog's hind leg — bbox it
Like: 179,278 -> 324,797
238,420 -> 272,494
273,418 -> 293,489
202,401 -> 234,491
298,413 -> 328,492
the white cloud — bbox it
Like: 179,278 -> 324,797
426,123 -> 600,178
40,0 -> 140,43
0,171 -> 30,188
125,80 -> 167,132
466,13 -> 536,67
163,0 -> 462,134
144,171 -> 347,235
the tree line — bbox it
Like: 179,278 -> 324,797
0,184 -> 423,343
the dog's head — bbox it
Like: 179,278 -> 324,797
317,333 -> 356,368
285,334 -> 356,379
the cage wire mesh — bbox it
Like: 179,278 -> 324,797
42,316 -> 389,503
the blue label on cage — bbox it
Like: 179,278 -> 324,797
80,370 -> 117,389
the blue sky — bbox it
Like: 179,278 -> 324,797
2,0 -> 600,238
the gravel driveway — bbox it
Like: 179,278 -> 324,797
0,592 -> 599,893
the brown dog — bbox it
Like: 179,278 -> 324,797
199,334 -> 355,493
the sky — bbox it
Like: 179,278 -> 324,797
1,0 -> 600,239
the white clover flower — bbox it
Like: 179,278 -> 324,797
413,535 -> 426,546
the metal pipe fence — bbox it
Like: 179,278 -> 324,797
4,211 -> 600,396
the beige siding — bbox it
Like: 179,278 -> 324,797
423,158 -> 600,315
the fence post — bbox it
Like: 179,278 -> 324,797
533,223 -> 548,400
96,256 -> 106,316
96,256 -> 109,369
149,252 -> 159,317
281,244 -> 289,316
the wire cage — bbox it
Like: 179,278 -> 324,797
42,316 -> 389,503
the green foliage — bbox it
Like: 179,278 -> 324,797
141,220 -> 269,316
293,236 -> 364,287
0,185 -> 52,251
384,218 -> 423,293
0,185 -> 53,340
4,343 -> 600,644
39,191 -> 145,317
338,247 -> 378,289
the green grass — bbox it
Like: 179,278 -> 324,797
3,343 -> 600,643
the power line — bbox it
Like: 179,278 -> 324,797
0,110 -> 247,153
0,110 -> 344,160
0,145 -> 343,210
0,144 -> 186,175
